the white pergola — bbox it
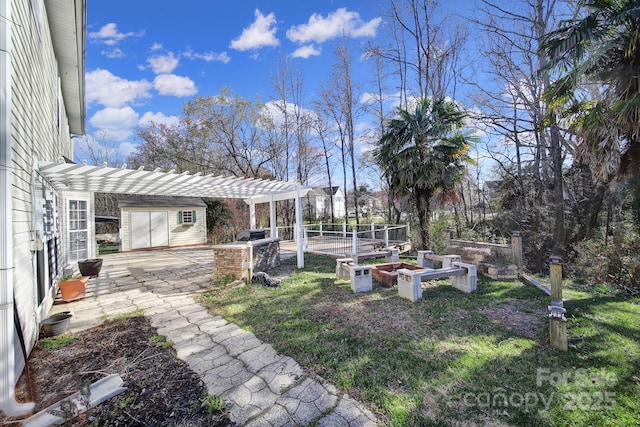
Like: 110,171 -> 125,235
39,161 -> 311,267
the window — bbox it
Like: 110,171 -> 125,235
178,210 -> 196,225
68,199 -> 89,261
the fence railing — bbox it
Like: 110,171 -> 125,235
301,223 -> 410,257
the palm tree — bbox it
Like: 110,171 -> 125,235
375,98 -> 474,250
541,0 -> 640,180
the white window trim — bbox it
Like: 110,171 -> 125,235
67,197 -> 91,263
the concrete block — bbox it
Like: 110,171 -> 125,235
451,261 -> 477,293
350,265 -> 372,293
385,248 -> 399,263
397,269 -> 422,302
417,250 -> 435,268
336,258 -> 354,279
441,255 -> 462,269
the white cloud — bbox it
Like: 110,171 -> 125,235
139,111 -> 182,127
183,49 -> 231,64
262,100 -> 315,129
360,91 -> 401,105
89,23 -> 144,46
230,9 -> 279,51
89,106 -> 139,131
147,52 -> 179,74
118,141 -> 139,157
153,74 -> 197,96
291,44 -> 321,59
286,8 -> 381,44
102,48 -> 125,59
86,69 -> 152,108
150,42 -> 163,51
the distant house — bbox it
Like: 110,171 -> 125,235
304,187 -> 346,220
358,193 -> 384,217
118,196 -> 207,251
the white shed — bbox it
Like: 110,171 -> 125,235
118,196 -> 207,251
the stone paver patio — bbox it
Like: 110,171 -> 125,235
49,247 -> 378,426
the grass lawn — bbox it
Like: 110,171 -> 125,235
198,255 -> 640,426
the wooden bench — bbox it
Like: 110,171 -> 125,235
417,250 -> 461,269
348,247 -> 399,264
335,258 -> 373,293
397,261 -> 477,302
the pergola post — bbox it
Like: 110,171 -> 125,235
269,197 -> 277,239
295,191 -> 304,268
249,201 -> 256,229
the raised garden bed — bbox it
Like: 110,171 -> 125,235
371,262 -> 428,287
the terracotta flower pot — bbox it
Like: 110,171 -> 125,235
78,258 -> 103,277
58,276 -> 89,302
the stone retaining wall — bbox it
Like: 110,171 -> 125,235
446,236 -> 518,280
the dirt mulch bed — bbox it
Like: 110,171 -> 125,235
3,316 -> 233,426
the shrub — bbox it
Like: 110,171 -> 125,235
570,229 -> 640,293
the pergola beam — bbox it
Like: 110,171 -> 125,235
39,161 -> 312,269
39,161 -> 310,201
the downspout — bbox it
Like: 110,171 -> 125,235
0,0 -> 36,416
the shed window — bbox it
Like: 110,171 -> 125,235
178,210 -> 196,225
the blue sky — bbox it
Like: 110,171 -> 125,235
82,0 -> 478,183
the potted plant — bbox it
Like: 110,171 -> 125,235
58,276 -> 89,302
78,258 -> 103,277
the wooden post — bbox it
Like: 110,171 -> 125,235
549,311 -> 568,352
550,256 -> 563,305
511,231 -> 523,269
548,256 -> 567,351
446,226 -> 452,248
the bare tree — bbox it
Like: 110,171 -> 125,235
469,0 -> 570,267
371,0 -> 468,104
75,130 -> 127,167
319,38 -> 362,223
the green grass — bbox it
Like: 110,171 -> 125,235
198,255 -> 640,426
103,309 -> 145,322
40,334 -> 78,350
201,394 -> 226,412
149,334 -> 174,348
98,244 -> 120,255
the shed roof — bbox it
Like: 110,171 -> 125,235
39,161 -> 311,203
118,195 -> 207,208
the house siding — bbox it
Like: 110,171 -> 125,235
120,206 -> 207,252
9,0 -> 74,362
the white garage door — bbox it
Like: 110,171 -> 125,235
130,211 -> 169,249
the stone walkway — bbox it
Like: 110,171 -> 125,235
50,247 -> 378,426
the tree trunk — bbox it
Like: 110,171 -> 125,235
415,189 -> 432,249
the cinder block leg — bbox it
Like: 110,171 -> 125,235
336,258 -> 353,279
417,250 -> 434,268
441,255 -> 462,269
451,263 -> 477,293
386,248 -> 399,263
397,270 -> 422,302
350,266 -> 372,293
